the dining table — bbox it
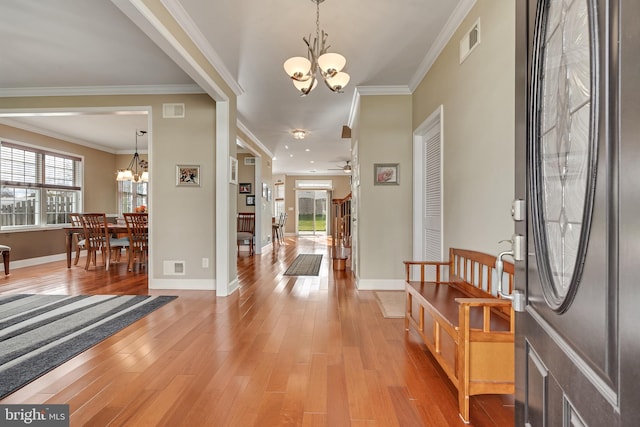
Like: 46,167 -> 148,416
63,224 -> 132,268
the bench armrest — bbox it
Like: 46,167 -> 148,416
455,297 -> 514,333
403,260 -> 450,282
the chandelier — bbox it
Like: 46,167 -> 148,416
283,0 -> 350,96
116,130 -> 148,183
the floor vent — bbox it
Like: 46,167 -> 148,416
163,103 -> 185,118
460,18 -> 481,64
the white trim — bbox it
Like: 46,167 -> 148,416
356,278 -> 405,291
160,0 -> 244,97
355,86 -> 412,96
0,84 -> 203,98
237,120 -> 274,159
215,101 -> 232,296
9,253 -> 67,270
149,278 -> 216,290
347,89 -> 360,129
409,0 -> 478,91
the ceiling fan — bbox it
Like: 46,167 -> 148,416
329,160 -> 352,174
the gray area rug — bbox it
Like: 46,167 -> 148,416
0,294 -> 177,399
375,291 -> 406,318
284,254 -> 323,276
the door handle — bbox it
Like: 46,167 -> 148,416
496,241 -> 525,312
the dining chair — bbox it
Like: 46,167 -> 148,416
69,213 -> 86,266
237,212 -> 255,255
0,244 -> 10,275
80,213 -> 130,270
123,212 -> 148,272
277,212 -> 288,244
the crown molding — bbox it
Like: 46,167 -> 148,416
237,120 -> 274,159
161,0 -> 244,97
0,84 -> 204,98
409,0 -> 477,91
347,85 -> 411,128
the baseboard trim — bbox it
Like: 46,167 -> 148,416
149,278 -> 216,290
11,253 -> 67,270
356,278 -> 405,291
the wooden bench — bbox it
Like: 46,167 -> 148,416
403,248 -> 515,423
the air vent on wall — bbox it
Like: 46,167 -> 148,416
163,103 -> 185,118
459,18 -> 481,64
244,157 -> 256,166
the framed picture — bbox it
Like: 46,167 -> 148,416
262,182 -> 268,198
246,195 -> 256,206
374,163 -> 399,185
176,164 -> 200,187
239,183 -> 252,194
229,157 -> 238,184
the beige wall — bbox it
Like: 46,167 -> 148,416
353,95 -> 413,285
237,153 -> 256,214
0,124 -> 118,261
0,94 -> 217,286
412,0 -> 515,255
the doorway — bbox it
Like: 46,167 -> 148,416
296,190 -> 328,235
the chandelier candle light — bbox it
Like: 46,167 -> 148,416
116,130 -> 149,183
283,0 -> 350,96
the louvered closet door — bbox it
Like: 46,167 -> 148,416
423,121 -> 442,274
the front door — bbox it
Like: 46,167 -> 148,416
515,0 -> 640,425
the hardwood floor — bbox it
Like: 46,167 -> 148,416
0,236 -> 514,426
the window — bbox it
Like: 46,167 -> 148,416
118,180 -> 148,214
274,182 -> 285,218
1,141 -> 82,228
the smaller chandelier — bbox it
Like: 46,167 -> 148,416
292,129 -> 307,140
283,0 -> 350,96
116,130 -> 149,183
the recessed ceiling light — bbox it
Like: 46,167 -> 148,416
310,160 -> 315,164
305,148 -> 310,152
290,154 -> 294,158
285,145 -> 289,149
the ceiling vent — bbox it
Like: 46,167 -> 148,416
459,18 -> 481,64
163,103 -> 185,118
244,157 -> 256,166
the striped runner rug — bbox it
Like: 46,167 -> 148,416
0,294 -> 177,399
284,254 -> 323,276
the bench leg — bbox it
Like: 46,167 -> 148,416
2,250 -> 9,276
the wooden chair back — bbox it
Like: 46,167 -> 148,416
80,213 -> 109,270
237,212 -> 255,233
124,212 -> 148,271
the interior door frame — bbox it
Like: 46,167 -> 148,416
412,105 -> 444,279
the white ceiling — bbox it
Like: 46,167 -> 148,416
0,0 -> 469,174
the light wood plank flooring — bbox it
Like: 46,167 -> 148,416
0,236 -> 514,426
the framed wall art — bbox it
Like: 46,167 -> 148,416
229,157 -> 238,184
176,164 -> 200,187
239,183 -> 252,194
373,163 -> 399,185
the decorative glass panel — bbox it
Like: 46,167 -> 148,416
531,0 -> 597,312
